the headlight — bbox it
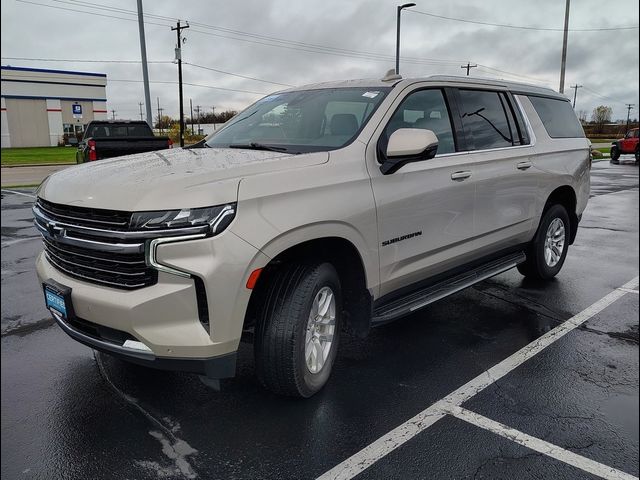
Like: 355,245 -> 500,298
130,204 -> 236,235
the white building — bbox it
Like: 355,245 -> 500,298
1,65 -> 108,148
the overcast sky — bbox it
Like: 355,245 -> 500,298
1,0 -> 638,121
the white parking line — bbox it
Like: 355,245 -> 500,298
1,189 -> 36,199
317,276 -> 640,480
618,287 -> 639,295
449,406 -> 638,480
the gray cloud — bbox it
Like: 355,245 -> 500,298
1,0 -> 638,120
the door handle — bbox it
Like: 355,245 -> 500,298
451,171 -> 472,181
517,161 -> 533,170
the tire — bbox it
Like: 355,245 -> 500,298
254,262 -> 342,397
635,147 -> 639,164
517,204 -> 571,281
610,146 -> 620,164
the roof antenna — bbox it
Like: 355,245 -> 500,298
381,68 -> 402,82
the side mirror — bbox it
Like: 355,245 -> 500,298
380,128 -> 439,175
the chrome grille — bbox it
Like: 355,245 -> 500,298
36,197 -> 132,230
34,198 -> 155,290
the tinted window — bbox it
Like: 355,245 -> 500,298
458,90 -> 513,150
383,89 -> 456,154
85,123 -> 153,138
528,96 -> 585,138
205,87 -> 390,153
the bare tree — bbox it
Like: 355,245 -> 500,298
577,109 -> 588,124
591,105 -> 613,133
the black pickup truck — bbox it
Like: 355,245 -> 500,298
76,120 -> 172,163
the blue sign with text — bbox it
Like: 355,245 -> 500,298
72,104 -> 82,115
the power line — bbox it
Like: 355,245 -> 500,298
15,0 -> 466,67
581,86 -> 630,106
408,8 -> 639,32
1,56 -> 173,64
183,62 -> 293,87
1,57 -> 283,91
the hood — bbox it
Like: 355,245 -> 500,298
38,147 -> 328,211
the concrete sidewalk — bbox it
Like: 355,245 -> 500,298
1,164 -> 73,187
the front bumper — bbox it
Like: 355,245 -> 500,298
36,230 -> 270,376
50,308 -> 237,378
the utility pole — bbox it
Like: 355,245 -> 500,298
110,109 -> 116,120
559,0 -> 571,93
626,104 -> 635,134
158,108 -> 164,133
395,3 -> 416,75
190,98 -> 194,135
461,62 -> 477,76
570,84 -> 582,108
136,0 -> 153,126
212,106 -> 216,130
138,102 -> 144,121
171,20 -> 189,147
195,105 -> 201,135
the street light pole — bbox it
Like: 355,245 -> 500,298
395,3 -> 416,75
559,0 -> 571,93
136,0 -> 153,127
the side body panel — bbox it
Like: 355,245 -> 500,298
364,83 -> 477,297
516,95 -> 591,222
469,93 -> 539,257
230,141 -> 381,296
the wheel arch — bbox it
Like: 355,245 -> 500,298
544,185 -> 579,244
244,235 -> 373,339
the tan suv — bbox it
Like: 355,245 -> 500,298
35,74 -> 590,397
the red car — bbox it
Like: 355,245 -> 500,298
610,127 -> 639,164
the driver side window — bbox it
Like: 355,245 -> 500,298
384,89 -> 456,154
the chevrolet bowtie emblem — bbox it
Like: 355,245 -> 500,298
47,221 -> 65,237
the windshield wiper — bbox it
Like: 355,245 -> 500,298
228,142 -> 290,153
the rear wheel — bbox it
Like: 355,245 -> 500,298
635,146 -> 639,164
518,204 -> 570,281
610,146 -> 620,164
254,262 -> 341,397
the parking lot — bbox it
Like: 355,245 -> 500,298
1,159 -> 638,480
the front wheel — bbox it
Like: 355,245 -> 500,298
255,262 -> 341,397
518,204 -> 570,281
635,147 -> 639,164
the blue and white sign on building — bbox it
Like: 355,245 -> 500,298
72,104 -> 82,118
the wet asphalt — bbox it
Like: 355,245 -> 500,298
1,160 -> 638,480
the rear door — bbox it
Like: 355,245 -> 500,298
453,88 -> 537,256
366,86 -> 477,296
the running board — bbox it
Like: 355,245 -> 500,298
371,252 -> 526,325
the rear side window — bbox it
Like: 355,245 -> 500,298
458,90 -> 514,150
528,96 -> 585,138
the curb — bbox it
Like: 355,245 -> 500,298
1,163 -> 75,168
1,183 -> 41,189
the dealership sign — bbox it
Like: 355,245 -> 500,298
72,104 -> 83,119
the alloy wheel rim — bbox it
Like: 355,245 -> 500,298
544,218 -> 566,267
305,286 -> 336,374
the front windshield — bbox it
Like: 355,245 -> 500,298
205,87 -> 391,153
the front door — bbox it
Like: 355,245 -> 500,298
367,87 -> 477,297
